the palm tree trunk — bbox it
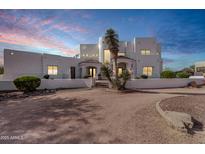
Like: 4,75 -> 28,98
114,56 -> 118,79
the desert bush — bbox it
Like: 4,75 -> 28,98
0,66 -> 4,74
43,74 -> 50,79
13,76 -> 41,92
101,65 -> 113,83
101,65 -> 131,90
119,69 -> 131,90
160,70 -> 176,78
176,72 -> 190,78
141,74 -> 148,79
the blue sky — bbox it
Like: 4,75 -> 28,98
0,10 -> 205,70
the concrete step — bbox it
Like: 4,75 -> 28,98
95,80 -> 109,88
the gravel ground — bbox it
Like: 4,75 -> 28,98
160,96 -> 205,126
0,88 -> 205,143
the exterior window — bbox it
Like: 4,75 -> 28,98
104,49 -> 110,63
118,68 -> 123,76
141,49 -> 151,55
118,52 -> 125,56
86,54 -> 88,57
143,67 -> 153,76
48,65 -> 58,75
88,67 -> 96,78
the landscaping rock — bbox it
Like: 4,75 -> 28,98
156,101 -> 193,133
187,81 -> 198,88
165,111 -> 193,132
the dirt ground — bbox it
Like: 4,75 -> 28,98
0,88 -> 205,144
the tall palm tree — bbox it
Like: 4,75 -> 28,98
104,28 -> 119,79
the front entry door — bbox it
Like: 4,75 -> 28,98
89,67 -> 96,78
70,67 -> 75,79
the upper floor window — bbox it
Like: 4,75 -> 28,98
141,49 -> 151,55
48,65 -> 58,75
104,49 -> 110,63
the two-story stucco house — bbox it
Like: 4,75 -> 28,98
3,37 -> 162,80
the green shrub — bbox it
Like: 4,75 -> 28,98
160,70 -> 176,78
141,74 -> 148,79
176,72 -> 190,78
13,76 -> 41,92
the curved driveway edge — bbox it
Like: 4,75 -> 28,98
156,99 -> 193,133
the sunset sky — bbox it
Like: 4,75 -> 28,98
0,9 -> 205,70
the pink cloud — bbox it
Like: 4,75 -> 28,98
0,31 -> 78,55
0,12 -> 84,56
40,16 -> 56,26
52,23 -> 87,33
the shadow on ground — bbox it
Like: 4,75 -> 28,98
0,96 -> 107,143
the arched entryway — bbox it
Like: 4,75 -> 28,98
79,60 -> 102,79
87,66 -> 97,78
118,62 -> 127,76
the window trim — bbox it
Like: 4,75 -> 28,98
143,66 -> 153,76
141,49 -> 151,55
47,65 -> 58,75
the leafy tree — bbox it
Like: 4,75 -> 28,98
160,70 -> 176,78
189,65 -> 195,70
104,28 -> 119,80
176,72 -> 190,78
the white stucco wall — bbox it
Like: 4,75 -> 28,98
39,79 -> 93,89
126,79 -> 205,89
4,49 -> 43,80
96,37 -> 162,78
0,79 -> 93,91
80,44 -> 99,61
3,49 -> 81,80
42,54 -> 80,79
134,38 -> 162,78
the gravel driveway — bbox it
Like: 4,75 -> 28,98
0,88 -> 205,143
